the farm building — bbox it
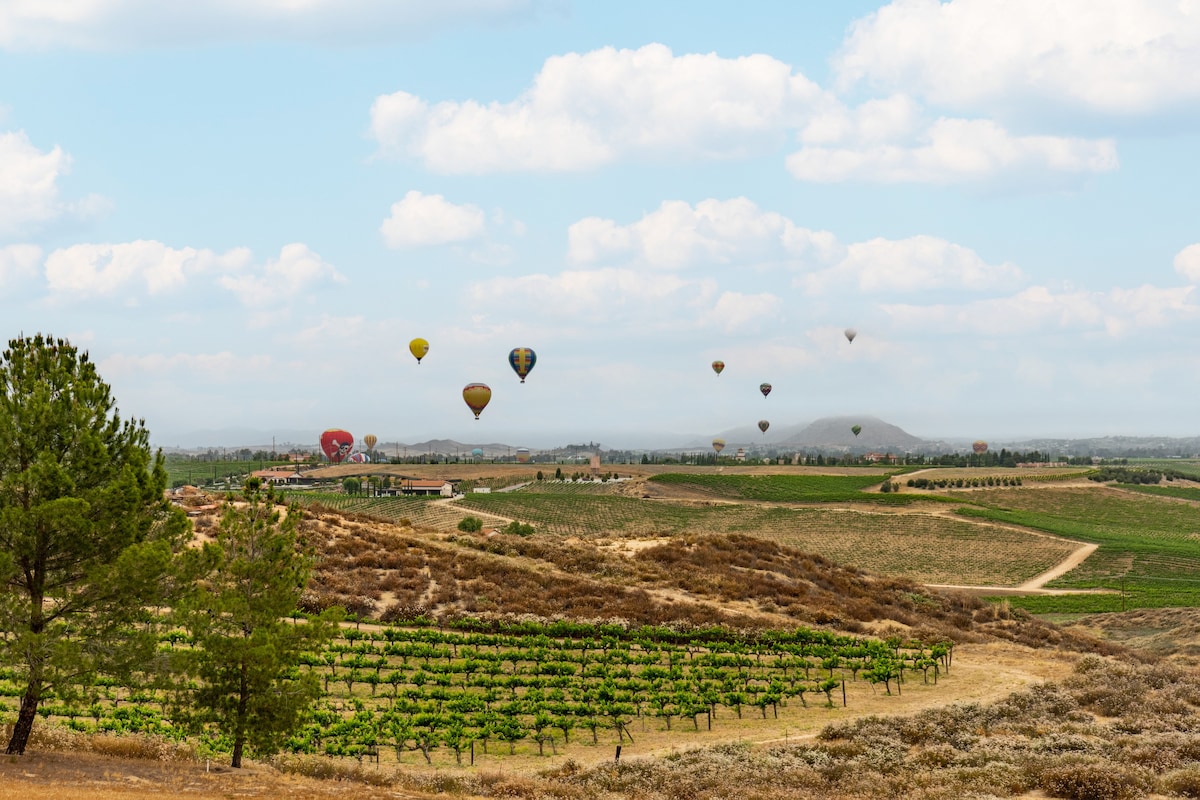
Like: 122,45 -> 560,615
397,479 -> 456,497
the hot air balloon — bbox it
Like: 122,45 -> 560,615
463,383 -> 492,420
319,429 -> 354,463
509,347 -> 537,383
409,337 -> 429,364
851,425 -> 862,437
347,452 -> 370,464
844,328 -> 857,343
712,438 -> 726,454
363,434 -> 377,452
973,440 -> 989,454
758,420 -> 770,434
471,447 -> 484,458
712,360 -> 725,376
759,383 -> 772,398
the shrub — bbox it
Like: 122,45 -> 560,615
457,516 -> 483,532
1163,767 -> 1200,798
1038,761 -> 1154,800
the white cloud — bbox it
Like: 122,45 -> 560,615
569,200 -> 1020,296
42,240 -> 341,308
567,197 -> 841,269
98,351 -> 272,381
882,283 -> 1196,336
804,235 -> 1025,294
1174,243 -> 1200,283
787,118 -> 1117,184
0,0 -> 536,50
370,43 -> 828,173
0,243 -> 40,284
217,243 -> 344,307
712,291 -> 783,333
0,130 -> 70,237
380,190 -> 487,249
44,240 -> 249,296
835,0 -> 1200,115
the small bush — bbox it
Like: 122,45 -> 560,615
1163,767 -> 1200,798
457,516 -> 483,532
1039,761 -> 1153,800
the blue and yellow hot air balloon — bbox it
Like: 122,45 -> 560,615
509,347 -> 537,383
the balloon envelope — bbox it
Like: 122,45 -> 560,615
712,438 -> 726,453
463,383 -> 492,419
509,347 -> 537,383
409,338 -> 429,364
758,420 -> 769,434
347,452 -> 370,463
711,360 -> 725,376
973,440 -> 989,454
844,328 -> 857,343
320,429 -> 354,463
851,425 -> 862,437
471,448 -> 484,457
759,383 -> 772,398
363,434 -> 378,451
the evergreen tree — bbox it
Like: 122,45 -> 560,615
0,334 -> 190,755
174,485 -> 341,767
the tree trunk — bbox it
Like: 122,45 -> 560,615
6,678 -> 42,755
232,664 -> 249,768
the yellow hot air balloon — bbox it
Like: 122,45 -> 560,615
363,434 -> 378,451
463,383 -> 492,420
712,438 -> 726,454
409,337 -> 429,364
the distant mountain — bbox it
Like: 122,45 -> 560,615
778,416 -> 927,452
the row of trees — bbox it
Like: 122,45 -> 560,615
0,335 -> 340,764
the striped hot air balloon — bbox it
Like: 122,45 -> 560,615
509,347 -> 537,383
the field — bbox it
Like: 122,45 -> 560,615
164,458 -> 292,488
10,464 -> 1200,799
950,485 -> 1200,612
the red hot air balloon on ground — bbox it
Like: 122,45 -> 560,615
320,429 -> 354,463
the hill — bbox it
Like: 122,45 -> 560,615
778,415 -> 927,452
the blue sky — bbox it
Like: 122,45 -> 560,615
2,1 -> 1199,449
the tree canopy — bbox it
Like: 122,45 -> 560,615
173,485 -> 340,767
0,333 -> 189,755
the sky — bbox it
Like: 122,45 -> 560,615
2,0 -> 1199,450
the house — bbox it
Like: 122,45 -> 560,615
251,468 -> 311,486
399,479 -> 456,497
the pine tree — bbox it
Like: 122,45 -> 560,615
0,334 -> 190,755
174,485 -> 341,767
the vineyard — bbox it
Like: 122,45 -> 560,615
951,487 -> 1200,612
646,472 -> 929,503
7,620 -> 951,767
448,493 -> 1073,586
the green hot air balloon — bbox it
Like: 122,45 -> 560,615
851,425 -> 862,437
